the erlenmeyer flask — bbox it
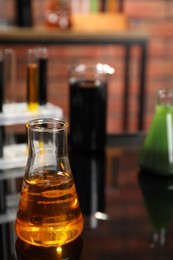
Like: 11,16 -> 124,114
139,88 -> 173,175
15,118 -> 84,247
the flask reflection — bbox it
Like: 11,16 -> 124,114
15,236 -> 83,259
138,170 -> 173,247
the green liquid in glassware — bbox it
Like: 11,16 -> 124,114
138,171 -> 173,246
139,104 -> 173,175
138,172 -> 173,232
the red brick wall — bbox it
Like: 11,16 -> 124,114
2,0 -> 173,134
125,0 -> 173,131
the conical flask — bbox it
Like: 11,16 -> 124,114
139,88 -> 173,175
15,118 -> 84,247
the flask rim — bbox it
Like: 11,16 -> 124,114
157,88 -> 173,105
26,117 -> 68,132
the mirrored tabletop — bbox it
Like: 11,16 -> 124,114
1,143 -> 173,260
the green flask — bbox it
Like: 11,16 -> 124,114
139,88 -> 173,175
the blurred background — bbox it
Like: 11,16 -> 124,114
0,0 -> 173,135
1,2 -> 173,258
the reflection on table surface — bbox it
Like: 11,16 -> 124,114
1,147 -> 173,259
15,236 -> 83,260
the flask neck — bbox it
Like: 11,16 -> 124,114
157,88 -> 173,106
27,119 -> 68,158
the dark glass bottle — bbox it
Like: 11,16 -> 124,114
0,51 -> 4,158
15,0 -> 33,27
0,51 -> 3,113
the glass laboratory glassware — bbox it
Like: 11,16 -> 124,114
15,0 -> 33,27
139,88 -> 173,175
3,49 -> 17,146
69,63 -> 114,152
0,50 -> 3,158
3,49 -> 16,106
27,49 -> 39,111
15,118 -> 84,247
45,0 -> 72,29
37,47 -> 48,106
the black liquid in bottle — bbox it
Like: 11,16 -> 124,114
38,48 -> 48,105
37,47 -> 48,105
69,79 -> 107,152
15,0 -> 33,27
0,54 -> 3,112
0,51 -> 4,157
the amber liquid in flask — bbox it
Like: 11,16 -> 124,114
15,118 -> 84,247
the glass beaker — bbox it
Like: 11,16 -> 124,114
45,0 -> 72,29
139,88 -> 173,175
69,63 -> 114,152
15,118 -> 84,247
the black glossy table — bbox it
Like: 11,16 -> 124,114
1,145 -> 173,260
